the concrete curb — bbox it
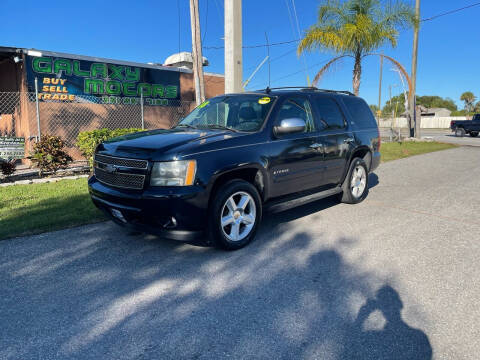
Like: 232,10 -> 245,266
0,174 -> 89,187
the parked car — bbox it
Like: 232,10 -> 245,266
88,87 -> 381,250
450,114 -> 480,137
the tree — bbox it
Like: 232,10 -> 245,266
369,104 -> 380,114
474,101 -> 480,114
298,0 -> 417,95
382,94 -> 406,116
382,94 -> 458,116
460,92 -> 476,112
416,96 -> 457,112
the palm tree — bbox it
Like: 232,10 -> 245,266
298,0 -> 417,95
460,91 -> 476,113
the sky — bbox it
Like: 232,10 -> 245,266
1,0 -> 479,109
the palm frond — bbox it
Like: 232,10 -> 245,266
318,0 -> 351,26
299,0 -> 416,94
297,25 -> 345,55
381,0 -> 418,29
366,53 -> 412,94
311,55 -> 353,86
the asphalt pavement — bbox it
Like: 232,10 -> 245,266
0,146 -> 479,359
380,127 -> 480,147
421,129 -> 480,146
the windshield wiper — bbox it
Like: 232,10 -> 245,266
203,124 -> 239,132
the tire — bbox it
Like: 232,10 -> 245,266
339,158 -> 369,204
470,132 -> 479,137
455,127 -> 466,137
209,180 -> 262,250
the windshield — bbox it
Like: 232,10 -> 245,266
177,94 -> 275,132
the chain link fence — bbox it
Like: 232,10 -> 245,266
0,91 -> 195,158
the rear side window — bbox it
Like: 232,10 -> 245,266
313,97 -> 345,129
342,96 -> 377,128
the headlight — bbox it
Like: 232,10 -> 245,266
150,160 -> 196,186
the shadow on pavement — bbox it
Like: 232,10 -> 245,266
260,172 -> 378,227
0,173 -> 433,359
368,172 -> 379,189
342,285 -> 432,360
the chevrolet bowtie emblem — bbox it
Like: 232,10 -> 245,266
104,164 -> 118,174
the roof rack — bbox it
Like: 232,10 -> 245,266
255,86 -> 355,96
315,89 -> 355,96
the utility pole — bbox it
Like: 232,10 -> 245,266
410,0 -> 420,137
377,53 -> 384,121
189,0 -> 205,105
225,0 -> 243,93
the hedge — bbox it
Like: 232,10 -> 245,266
76,128 -> 143,166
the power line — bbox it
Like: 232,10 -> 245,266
244,47 -> 297,71
291,0 -> 310,85
177,0 -> 181,53
204,2 -> 480,51
284,0 -> 297,40
247,58 -> 331,89
202,0 -> 209,43
203,38 -> 300,50
204,1 -> 480,51
422,2 -> 480,21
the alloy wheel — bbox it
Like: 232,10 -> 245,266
351,165 -> 367,199
220,191 -> 256,241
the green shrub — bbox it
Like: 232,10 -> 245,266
111,128 -> 143,138
76,128 -> 143,166
1,159 -> 16,178
29,135 -> 73,175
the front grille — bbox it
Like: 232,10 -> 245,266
94,167 -> 145,190
94,154 -> 148,169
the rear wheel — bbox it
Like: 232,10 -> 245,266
455,127 -> 466,137
209,180 -> 262,250
339,158 -> 369,204
470,132 -> 479,137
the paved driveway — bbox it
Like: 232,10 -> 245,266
1,147 -> 479,359
421,129 -> 480,147
381,128 -> 480,146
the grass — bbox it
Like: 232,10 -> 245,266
0,178 -> 106,240
380,141 -> 457,162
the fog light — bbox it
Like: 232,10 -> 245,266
111,208 -> 127,223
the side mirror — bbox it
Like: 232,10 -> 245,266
273,118 -> 306,136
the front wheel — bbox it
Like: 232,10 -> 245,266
470,132 -> 479,137
209,180 -> 262,250
339,158 -> 369,204
455,128 -> 466,137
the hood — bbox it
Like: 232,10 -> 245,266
97,128 -> 243,159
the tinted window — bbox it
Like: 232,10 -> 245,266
342,96 -> 377,128
277,97 -> 315,132
314,97 -> 345,129
178,94 -> 275,132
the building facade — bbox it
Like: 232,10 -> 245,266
0,46 -> 225,159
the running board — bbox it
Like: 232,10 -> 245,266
265,186 -> 343,213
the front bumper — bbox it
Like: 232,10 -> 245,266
88,176 -> 209,241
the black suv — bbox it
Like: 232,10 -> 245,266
89,87 -> 381,249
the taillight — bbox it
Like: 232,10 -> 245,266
377,127 -> 381,151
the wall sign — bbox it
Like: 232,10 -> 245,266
0,137 -> 25,160
25,55 -> 181,105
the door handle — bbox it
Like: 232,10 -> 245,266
344,138 -> 355,144
309,143 -> 323,149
